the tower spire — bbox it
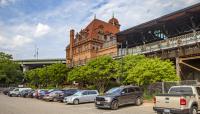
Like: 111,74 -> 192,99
112,12 -> 114,18
94,14 -> 96,19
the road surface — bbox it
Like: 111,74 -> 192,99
0,93 -> 155,114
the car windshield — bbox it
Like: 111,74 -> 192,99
73,91 -> 82,96
169,87 -> 193,94
105,87 -> 122,95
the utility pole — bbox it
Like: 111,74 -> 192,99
36,48 -> 39,60
34,45 -> 39,60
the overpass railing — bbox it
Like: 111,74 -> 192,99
118,31 -> 200,56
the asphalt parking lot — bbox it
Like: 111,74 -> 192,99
0,93 -> 155,114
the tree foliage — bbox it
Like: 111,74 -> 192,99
0,52 -> 23,84
68,56 -> 117,93
25,63 -> 69,88
68,55 -> 178,93
126,57 -> 179,85
115,55 -> 146,84
68,65 -> 89,87
47,63 -> 69,87
86,56 -> 117,93
25,54 -> 178,91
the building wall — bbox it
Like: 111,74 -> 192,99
66,17 -> 120,67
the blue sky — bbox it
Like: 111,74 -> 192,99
0,0 -> 199,59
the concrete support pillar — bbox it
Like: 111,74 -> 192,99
22,65 -> 29,72
176,57 -> 181,78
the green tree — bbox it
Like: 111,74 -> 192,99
47,63 -> 69,87
115,55 -> 146,84
126,57 -> 179,85
68,65 -> 89,88
25,63 -> 68,88
0,52 -> 23,84
86,56 -> 117,93
68,56 -> 118,93
24,68 -> 40,88
0,52 -> 12,59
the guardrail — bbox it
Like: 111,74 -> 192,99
118,31 -> 200,56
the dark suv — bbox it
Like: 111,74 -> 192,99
95,86 -> 143,110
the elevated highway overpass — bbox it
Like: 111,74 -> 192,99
14,58 -> 66,72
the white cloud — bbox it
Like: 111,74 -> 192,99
0,34 -> 32,49
90,0 -> 200,30
11,35 -> 32,48
0,35 -> 5,43
0,0 -> 199,59
0,35 -> 8,46
34,23 -> 51,37
0,0 -> 15,6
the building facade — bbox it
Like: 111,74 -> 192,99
116,3 -> 200,81
66,16 -> 120,66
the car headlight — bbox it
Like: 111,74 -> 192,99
104,97 -> 112,102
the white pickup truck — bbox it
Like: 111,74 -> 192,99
153,85 -> 200,114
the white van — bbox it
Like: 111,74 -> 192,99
9,88 -> 32,97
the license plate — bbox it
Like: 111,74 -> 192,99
164,109 -> 170,113
96,101 -> 101,104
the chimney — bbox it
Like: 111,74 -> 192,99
69,29 -> 74,60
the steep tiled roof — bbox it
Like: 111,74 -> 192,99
84,19 -> 119,39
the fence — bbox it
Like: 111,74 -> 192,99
118,31 -> 200,56
144,80 -> 198,97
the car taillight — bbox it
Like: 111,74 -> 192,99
180,98 -> 186,105
153,97 -> 156,104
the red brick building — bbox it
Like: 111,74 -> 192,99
66,16 -> 120,66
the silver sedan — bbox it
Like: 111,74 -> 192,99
64,90 -> 99,105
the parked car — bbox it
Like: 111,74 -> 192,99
33,89 -> 42,98
64,90 -> 99,105
55,89 -> 79,102
95,85 -> 143,110
9,88 -> 32,97
43,90 -> 63,101
25,90 -> 35,98
153,85 -> 200,114
20,89 -> 34,98
38,90 -> 49,99
33,89 -> 39,98
3,87 -> 15,95
19,89 -> 27,97
33,89 -> 48,99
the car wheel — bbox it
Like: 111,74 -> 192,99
73,99 -> 79,105
111,100 -> 119,110
53,98 -> 57,102
190,106 -> 198,114
135,97 -> 143,106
